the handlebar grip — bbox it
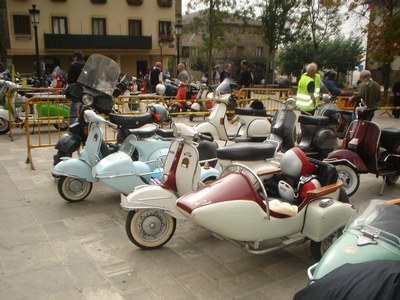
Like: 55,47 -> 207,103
199,133 -> 214,142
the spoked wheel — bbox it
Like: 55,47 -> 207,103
125,209 -> 176,250
310,226 -> 344,261
57,176 -> 92,202
334,164 -> 359,197
169,104 -> 180,114
385,174 -> 399,185
0,117 -> 10,134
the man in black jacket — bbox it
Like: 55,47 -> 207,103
67,50 -> 85,124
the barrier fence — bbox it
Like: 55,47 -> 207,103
2,87 -> 399,169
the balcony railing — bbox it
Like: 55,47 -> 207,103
44,34 -> 152,50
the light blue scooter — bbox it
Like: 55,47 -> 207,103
52,110 -> 173,201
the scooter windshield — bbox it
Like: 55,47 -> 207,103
77,54 -> 121,96
119,134 -> 138,157
215,78 -> 236,94
348,199 -> 400,245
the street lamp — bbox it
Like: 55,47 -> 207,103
29,4 -> 41,86
305,34 -> 312,62
158,38 -> 163,63
175,20 -> 183,66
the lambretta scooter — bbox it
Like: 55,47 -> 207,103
122,145 -> 353,260
193,78 -> 271,143
52,110 -> 175,201
324,113 -> 400,197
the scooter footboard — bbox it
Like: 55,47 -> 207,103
120,185 -> 185,220
302,200 -> 353,242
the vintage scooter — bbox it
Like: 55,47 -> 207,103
0,79 -> 69,134
193,78 -> 271,143
296,199 -> 400,299
122,144 -> 353,259
52,110 -> 176,201
324,115 -> 400,197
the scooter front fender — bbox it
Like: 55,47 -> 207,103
326,149 -> 368,172
0,108 -> 10,121
302,200 -> 353,242
52,158 -> 97,182
120,185 -> 185,220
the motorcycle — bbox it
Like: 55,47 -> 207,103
167,81 -> 199,115
295,199 -> 400,300
193,78 -> 271,143
324,116 -> 400,197
52,109 -> 176,202
0,79 -> 70,134
122,144 -> 352,260
53,54 -> 171,165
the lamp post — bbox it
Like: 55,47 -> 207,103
29,4 -> 41,86
175,20 -> 183,66
158,38 -> 163,63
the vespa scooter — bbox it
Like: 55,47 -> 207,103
52,110 -> 176,201
194,78 -> 272,143
122,145 -> 353,260
324,117 -> 400,197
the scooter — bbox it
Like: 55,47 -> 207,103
168,81 -> 199,114
296,199 -> 400,300
189,82 -> 214,121
122,145 -> 353,260
0,79 -> 70,134
324,116 -> 400,197
193,78 -> 271,143
52,110 -> 176,202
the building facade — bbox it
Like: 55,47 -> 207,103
1,0 -> 181,79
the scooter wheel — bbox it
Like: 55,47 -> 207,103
334,164 -> 359,197
310,226 -> 344,261
0,117 -> 10,134
57,176 -> 92,202
189,114 -> 195,122
125,209 -> 176,250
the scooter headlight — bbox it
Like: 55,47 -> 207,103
172,123 -> 180,137
82,94 -> 94,106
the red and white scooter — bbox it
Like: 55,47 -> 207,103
122,145 -> 352,260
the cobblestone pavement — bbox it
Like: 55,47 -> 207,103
0,111 -> 399,300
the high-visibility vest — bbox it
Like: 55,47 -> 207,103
296,74 -> 315,111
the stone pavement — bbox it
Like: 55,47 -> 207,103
0,111 -> 399,300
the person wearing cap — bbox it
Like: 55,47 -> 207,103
357,70 -> 381,107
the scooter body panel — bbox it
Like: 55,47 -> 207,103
302,200 -> 353,242
193,122 -> 223,140
95,151 -> 157,195
312,128 -> 338,150
135,138 -> 171,162
120,185 -> 185,220
326,149 -> 369,172
52,158 -> 97,182
240,117 -> 271,142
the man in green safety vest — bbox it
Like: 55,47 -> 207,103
296,63 -> 318,113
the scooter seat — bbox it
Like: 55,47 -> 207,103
235,107 -> 268,117
108,113 -> 154,129
156,128 -> 174,139
298,115 -> 331,126
128,123 -> 158,138
217,142 -> 276,161
381,127 -> 400,140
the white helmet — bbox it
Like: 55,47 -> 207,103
156,83 -> 166,95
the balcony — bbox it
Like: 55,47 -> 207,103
44,34 -> 152,50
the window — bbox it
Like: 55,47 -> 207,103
128,20 -> 142,36
256,47 -> 263,57
159,21 -> 171,38
92,18 -> 106,35
52,17 -> 68,34
13,15 -> 31,35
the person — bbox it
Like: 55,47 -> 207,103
237,60 -> 253,103
392,77 -> 400,118
220,63 -> 233,82
67,50 -> 85,124
149,62 -> 163,93
357,69 -> 381,107
323,71 -> 351,97
177,63 -> 190,84
212,65 -> 221,85
296,62 -> 317,113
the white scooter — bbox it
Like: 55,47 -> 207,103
122,144 -> 353,260
193,78 -> 272,143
